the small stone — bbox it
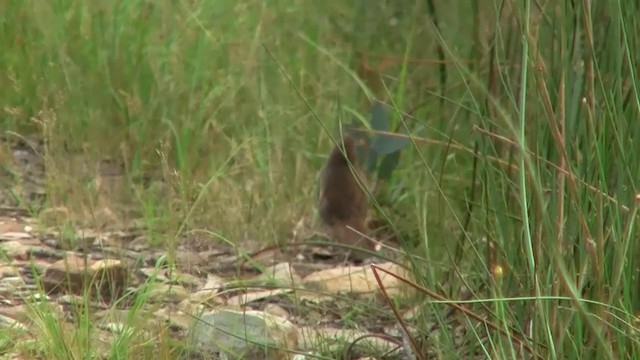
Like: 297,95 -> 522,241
0,313 -> 27,331
156,305 -> 198,331
127,236 -> 150,251
137,268 -> 170,282
0,276 -> 25,288
92,207 -> 119,230
57,294 -> 86,306
263,304 -> 290,319
173,250 -> 206,270
94,308 -> 159,331
38,206 -> 70,227
0,232 -> 31,241
146,283 -> 189,303
27,293 -> 50,302
28,246 -> 64,259
0,240 -> 32,259
172,272 -> 201,289
258,262 -> 301,287
0,266 -> 20,278
0,304 -> 32,324
202,273 -> 225,292
226,288 -> 292,307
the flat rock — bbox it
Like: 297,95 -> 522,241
301,262 -> 411,300
191,309 -> 298,359
40,256 -> 129,299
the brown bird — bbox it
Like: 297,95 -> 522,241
318,135 -> 372,250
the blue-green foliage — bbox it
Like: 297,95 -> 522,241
349,101 -> 410,180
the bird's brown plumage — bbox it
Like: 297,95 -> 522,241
318,135 -> 371,250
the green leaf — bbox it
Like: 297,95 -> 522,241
362,148 -> 378,174
344,123 -> 377,174
377,151 -> 401,180
371,131 -> 410,155
370,101 -> 389,132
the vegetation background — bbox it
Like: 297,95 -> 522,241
1,0 -> 640,358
